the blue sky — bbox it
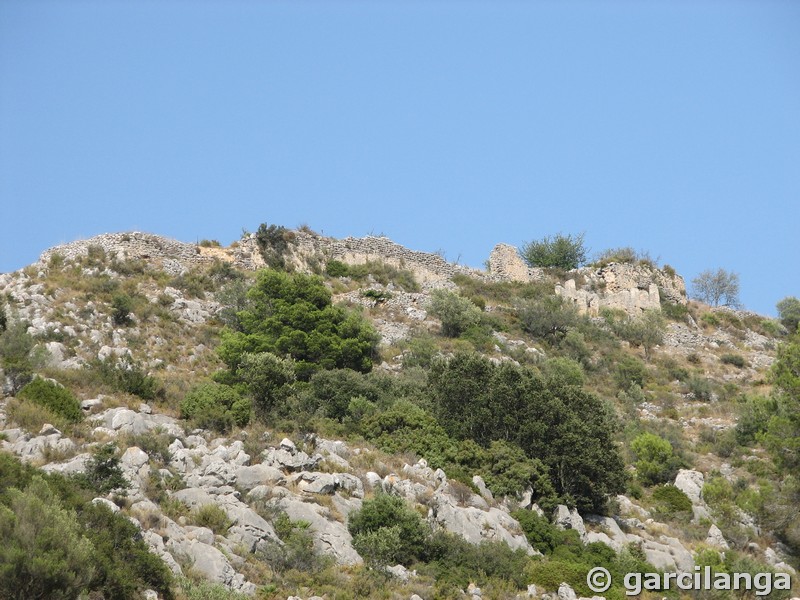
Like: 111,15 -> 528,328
1,1 -> 798,315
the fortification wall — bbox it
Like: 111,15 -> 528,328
36,230 -> 686,317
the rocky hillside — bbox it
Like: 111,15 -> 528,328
0,226 -> 797,600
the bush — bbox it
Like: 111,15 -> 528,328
304,368 -> 384,422
777,296 -> 800,333
721,353 -> 747,368
217,270 -> 379,380
235,352 -> 295,419
686,375 -> 714,401
651,484 -> 693,516
660,300 -> 689,321
613,354 -> 647,389
0,320 -> 40,394
255,222 -> 294,270
180,382 -> 250,432
592,246 -> 640,266
191,504 -> 231,534
17,378 -> 82,423
517,295 -> 579,341
630,433 -> 683,486
542,356 -> 585,387
258,513 -> 326,574
605,309 -> 665,360
325,260 -> 350,277
427,290 -> 482,338
0,477 -> 95,600
111,293 -> 133,326
87,357 -> 161,400
520,233 -> 587,270
80,443 -> 129,495
691,268 -> 740,307
428,353 -> 625,513
348,493 -> 429,567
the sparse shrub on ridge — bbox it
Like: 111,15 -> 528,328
777,296 -> 800,333
520,232 -> 587,270
691,268 -> 740,307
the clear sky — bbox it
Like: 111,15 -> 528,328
1,1 -> 798,315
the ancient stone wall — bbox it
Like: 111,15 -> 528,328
284,231 -> 485,285
36,231 -> 686,316
38,232 -> 208,275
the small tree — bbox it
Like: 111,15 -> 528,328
777,296 -> 800,334
427,289 -> 482,337
691,268 -> 740,307
516,295 -> 579,341
0,477 -> 96,600
520,233 -> 587,270
111,294 -> 133,326
0,320 -> 40,394
348,493 -> 429,566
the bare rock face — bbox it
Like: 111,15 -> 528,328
488,244 -> 544,282
428,491 -> 535,554
553,505 -> 587,542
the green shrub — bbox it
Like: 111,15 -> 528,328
651,484 -> 692,516
605,309 -> 665,360
427,290 -> 482,338
736,395 -> 777,444
198,239 -> 221,247
721,353 -> 747,368
630,433 -> 683,486
0,301 -> 6,333
591,246 -> 640,266
421,531 -> 530,590
235,352 -> 295,419
686,375 -> 713,401
777,297 -> 800,333
325,260 -> 350,277
512,509 -> 563,554
217,270 -> 379,380
613,354 -> 647,389
542,356 -> 585,387
520,232 -> 587,270
180,382 -> 250,432
361,289 -> 391,302
88,357 -> 161,400
258,513 -> 327,574
0,320 -> 40,394
80,443 -> 129,495
348,493 -> 429,566
111,293 -> 134,326
402,335 -> 439,369
255,222 -> 294,270
17,378 -> 82,423
660,300 -> 689,321
428,353 -> 625,513
303,368 -> 384,422
517,295 -> 579,341
191,504 -> 231,534
0,477 -> 96,600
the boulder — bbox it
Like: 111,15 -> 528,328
553,505 -> 587,542
705,524 -> 730,550
674,470 -> 705,505
235,463 -> 286,491
429,492 -> 534,554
